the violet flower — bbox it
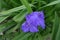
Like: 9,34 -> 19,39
21,11 -> 45,32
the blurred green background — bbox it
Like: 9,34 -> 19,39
0,0 -> 60,40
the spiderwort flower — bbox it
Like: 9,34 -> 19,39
22,22 -> 39,32
21,11 -> 45,32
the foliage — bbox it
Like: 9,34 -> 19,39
0,0 -> 60,40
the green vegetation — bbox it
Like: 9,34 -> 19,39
0,0 -> 60,40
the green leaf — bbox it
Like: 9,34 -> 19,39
12,32 -> 32,40
39,0 -> 60,9
20,0 -> 32,13
5,23 -> 20,34
51,12 -> 59,40
55,24 -> 60,40
13,10 -> 27,23
18,33 -> 32,40
38,35 -> 43,40
0,16 -> 9,23
0,5 -> 25,16
0,4 -> 33,16
12,32 -> 25,40
0,20 -> 16,33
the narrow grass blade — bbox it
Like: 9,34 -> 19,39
39,0 -> 60,9
12,33 -> 32,40
55,22 -> 60,40
13,10 -> 27,23
0,4 -> 33,16
5,23 -> 20,34
18,33 -> 32,40
51,12 -> 59,40
12,32 -> 25,40
0,16 -> 9,23
0,20 -> 16,33
20,0 -> 32,13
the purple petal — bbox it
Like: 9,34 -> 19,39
31,12 -> 39,16
31,11 -> 44,19
26,11 -> 45,29
39,19 -> 45,29
21,22 -> 29,32
26,13 -> 39,27
38,11 -> 44,18
30,25 -> 39,32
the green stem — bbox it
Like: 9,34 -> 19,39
20,0 -> 33,13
